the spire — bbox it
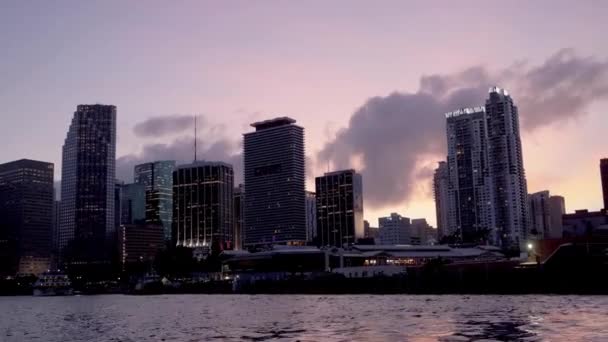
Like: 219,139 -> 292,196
194,114 -> 197,162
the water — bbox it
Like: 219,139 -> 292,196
1,295 -> 607,341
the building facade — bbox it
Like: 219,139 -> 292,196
410,218 -> 433,245
120,183 -> 146,225
134,160 -> 176,242
59,104 -> 116,264
0,159 -> 54,275
601,158 -> 608,210
445,106 -> 493,243
485,87 -> 529,249
548,195 -> 565,239
305,191 -> 317,242
562,209 -> 608,237
233,184 -> 244,250
315,169 -> 364,247
433,161 -> 450,241
243,117 -> 306,248
118,223 -> 164,272
378,213 -> 410,245
173,161 -> 234,253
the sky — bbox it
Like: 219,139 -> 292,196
1,1 -> 608,227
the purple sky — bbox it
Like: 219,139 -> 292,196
1,1 -> 608,226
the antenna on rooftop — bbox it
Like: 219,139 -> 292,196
194,114 -> 198,162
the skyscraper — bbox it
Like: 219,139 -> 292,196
120,183 -> 146,225
433,161 -> 450,241
134,160 -> 176,241
243,117 -> 306,248
59,104 -> 116,264
315,169 -> 364,247
486,87 -> 529,249
528,191 -> 551,240
305,191 -> 317,242
601,158 -> 608,210
173,161 -> 234,253
444,106 -> 493,243
378,213 -> 410,245
233,184 -> 245,250
0,159 -> 54,276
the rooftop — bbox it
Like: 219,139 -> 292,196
250,117 -> 297,131
177,160 -> 233,170
489,86 -> 509,96
444,106 -> 485,119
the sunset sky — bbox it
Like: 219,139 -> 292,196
1,1 -> 607,226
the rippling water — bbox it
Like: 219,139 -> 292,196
1,295 -> 607,341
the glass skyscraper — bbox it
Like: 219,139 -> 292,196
134,160 -> 175,241
243,117 -> 306,248
59,104 -> 116,264
315,169 -> 364,247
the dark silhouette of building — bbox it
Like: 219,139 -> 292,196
0,159 -> 54,276
433,161 -> 449,241
601,158 -> 608,210
59,104 -> 117,265
134,161 -> 176,242
233,184 -> 244,250
173,161 -> 234,253
118,224 -> 164,272
243,117 -> 306,248
315,169 -> 364,247
120,183 -> 146,225
305,191 -> 317,242
562,209 -> 608,238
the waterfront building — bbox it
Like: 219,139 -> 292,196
315,169 -> 364,247
445,106 -> 493,244
305,191 -> 317,242
134,161 -> 176,242
173,161 -> 234,253
0,159 -> 54,275
485,87 -> 529,249
243,117 -> 306,248
118,223 -> 164,272
548,195 -> 565,239
433,161 -> 450,240
528,191 -> 566,240
378,213 -> 410,245
233,184 -> 244,250
59,104 -> 116,264
562,209 -> 608,237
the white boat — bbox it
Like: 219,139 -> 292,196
33,272 -> 74,296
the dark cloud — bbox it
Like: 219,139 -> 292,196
318,49 -> 608,209
133,114 -> 200,138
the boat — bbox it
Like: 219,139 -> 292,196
33,272 -> 74,296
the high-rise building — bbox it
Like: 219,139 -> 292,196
305,191 -> 317,242
444,106 -> 493,244
548,195 -> 565,239
486,87 -> 529,249
601,158 -> 608,209
0,159 -> 54,276
410,218 -> 432,245
59,104 -> 116,264
173,161 -> 234,253
528,191 -> 551,240
378,213 -> 410,245
120,183 -> 146,225
433,161 -> 450,241
233,184 -> 245,251
243,117 -> 306,248
315,169 -> 364,247
134,160 -> 176,241
118,223 -> 164,272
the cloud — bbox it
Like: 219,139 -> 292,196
318,49 -> 608,209
133,114 -> 200,138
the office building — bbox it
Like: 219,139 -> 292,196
120,183 -> 146,225
433,161 -> 450,240
233,184 -> 244,250
548,195 -> 565,239
59,104 -> 116,263
243,117 -> 306,248
305,191 -> 317,242
601,158 -> 608,209
0,159 -> 54,275
486,87 -> 529,249
118,223 -> 164,272
378,213 -> 410,245
445,106 -> 493,244
173,161 -> 234,253
315,169 -> 364,247
134,160 -> 176,241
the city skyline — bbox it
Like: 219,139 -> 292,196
2,2 -> 608,227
